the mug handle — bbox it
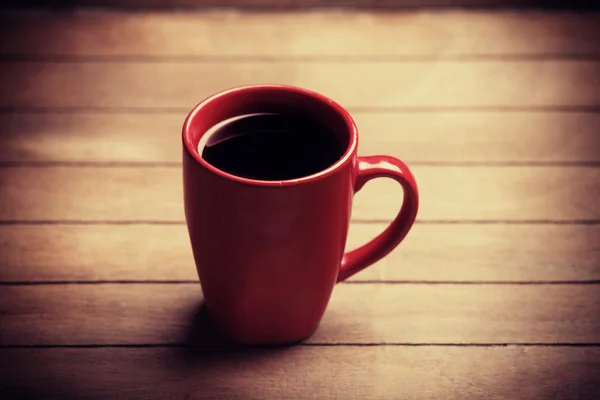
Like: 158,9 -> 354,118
337,155 -> 419,282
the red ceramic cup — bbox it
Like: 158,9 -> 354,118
182,85 -> 419,345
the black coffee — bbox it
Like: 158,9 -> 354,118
200,113 -> 344,181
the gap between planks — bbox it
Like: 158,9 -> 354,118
5,54 -> 600,62
1,220 -> 600,224
2,106 -> 600,112
3,162 -> 600,167
3,281 -> 600,285
3,343 -> 600,348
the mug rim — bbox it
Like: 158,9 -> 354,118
182,84 -> 358,187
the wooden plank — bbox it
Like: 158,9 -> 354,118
1,224 -> 599,282
1,284 -> 599,345
2,112 -> 600,164
2,10 -> 600,57
0,166 -> 598,222
1,61 -> 600,109
1,347 -> 600,400
3,0 -> 600,10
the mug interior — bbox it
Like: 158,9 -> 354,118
182,85 -> 357,186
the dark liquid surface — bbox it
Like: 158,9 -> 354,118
200,113 -> 344,181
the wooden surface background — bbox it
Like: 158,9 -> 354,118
0,8 -> 599,400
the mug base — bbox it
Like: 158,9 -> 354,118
205,306 -> 320,346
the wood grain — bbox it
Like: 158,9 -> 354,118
1,284 -> 599,345
1,224 -> 599,282
1,61 -> 600,109
2,112 -> 600,164
1,166 -> 598,222
1,347 -> 600,400
2,10 -> 600,57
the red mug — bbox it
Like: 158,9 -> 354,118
182,85 -> 419,345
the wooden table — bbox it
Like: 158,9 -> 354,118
1,8 -> 599,399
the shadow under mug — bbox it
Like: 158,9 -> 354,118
182,84 -> 419,345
